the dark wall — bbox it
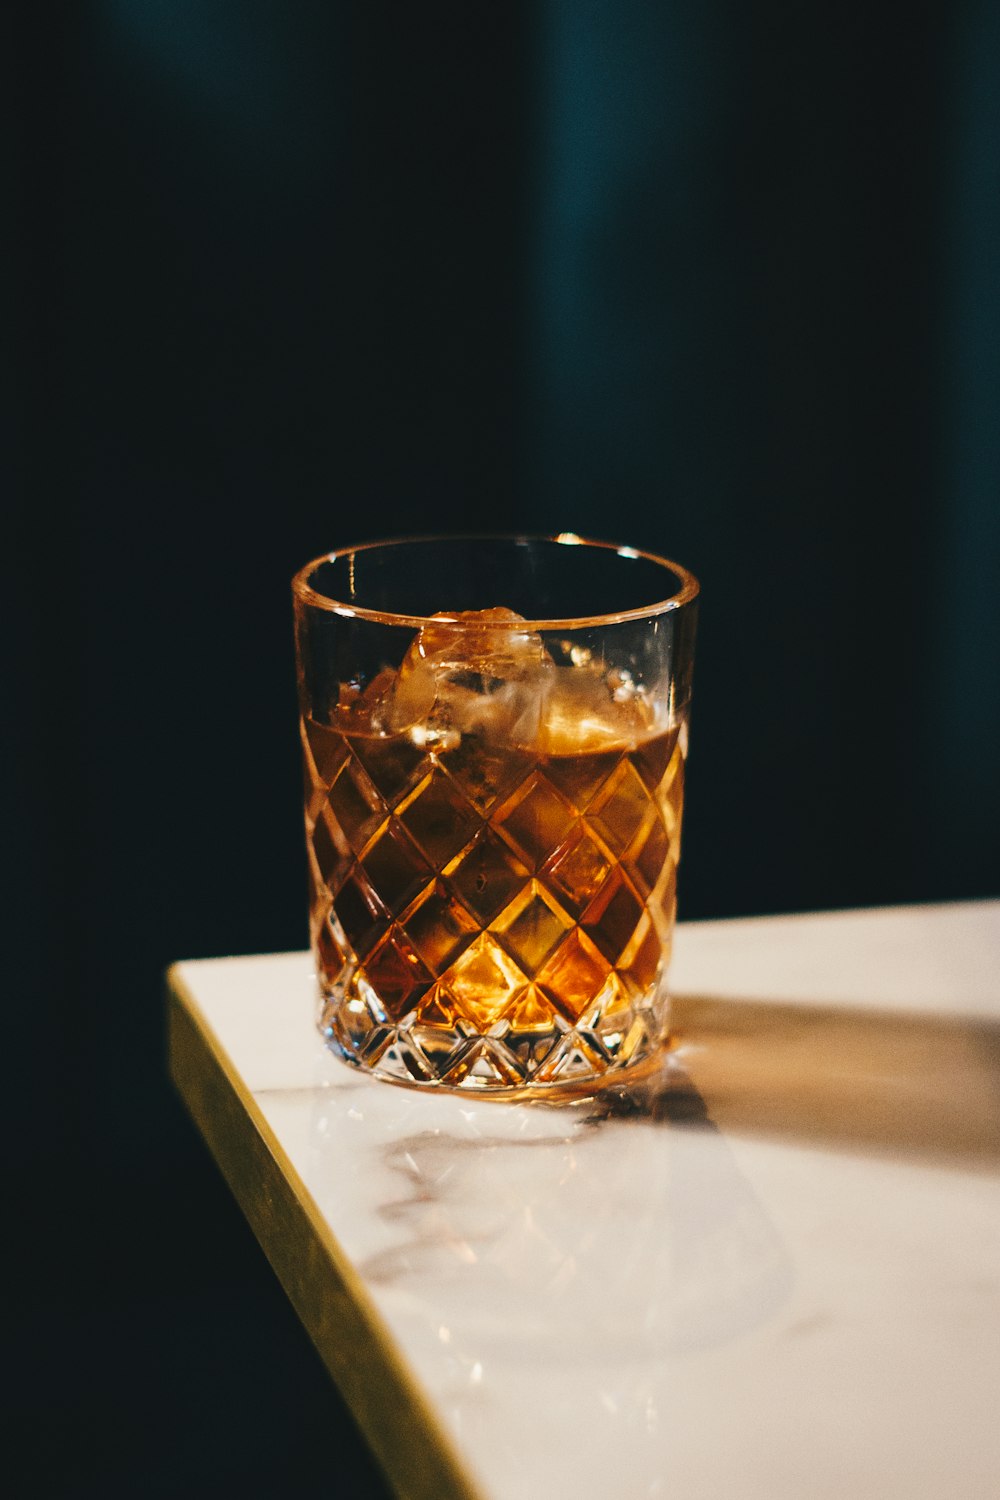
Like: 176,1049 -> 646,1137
9,4 -> 998,1495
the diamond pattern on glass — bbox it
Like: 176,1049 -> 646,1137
373,1036 -> 435,1084
358,1023 -> 396,1065
441,1037 -> 526,1088
302,722 -> 333,825
627,812 -> 671,898
491,881 -> 574,975
444,827 -> 530,926
303,717 -> 350,788
326,758 -> 386,855
331,865 -> 388,960
536,928 -> 612,1023
323,993 -> 372,1056
438,933 -> 528,1029
401,879 -> 479,976
312,801 -> 351,888
438,738 -> 534,816
396,768 -> 481,869
618,912 -> 663,994
586,758 -> 657,857
542,823 -> 613,915
540,748 -> 621,810
630,729 -> 679,793
357,819 -> 434,916
494,773 -> 577,871
306,845 -> 327,931
316,911 -> 349,978
349,734 -> 426,807
591,973 -> 633,1057
533,1029 -> 608,1084
624,1005 -> 664,1062
649,860 -> 678,939
409,1017 -> 462,1070
580,866 -> 645,966
659,738 -> 685,799
656,742 -> 685,838
305,699 -> 686,1092
497,982 -> 558,1031
361,927 -> 432,1021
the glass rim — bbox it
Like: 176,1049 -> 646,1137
291,533 -> 699,631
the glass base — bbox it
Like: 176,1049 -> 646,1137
317,980 -> 670,1098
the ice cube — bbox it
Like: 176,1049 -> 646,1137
536,662 -> 657,753
387,608 -> 554,748
333,667 -> 401,737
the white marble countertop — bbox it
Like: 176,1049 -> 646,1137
169,901 -> 1000,1500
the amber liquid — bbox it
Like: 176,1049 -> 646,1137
302,689 -> 684,1088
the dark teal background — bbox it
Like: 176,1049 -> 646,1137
9,3 -> 998,1494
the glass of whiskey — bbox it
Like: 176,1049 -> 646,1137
293,535 -> 698,1095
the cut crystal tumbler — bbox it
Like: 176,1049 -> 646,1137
292,535 -> 698,1095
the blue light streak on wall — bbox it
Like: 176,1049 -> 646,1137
937,0 -> 1000,880
528,1 -> 714,519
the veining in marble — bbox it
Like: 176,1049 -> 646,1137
175,902 -> 1000,1500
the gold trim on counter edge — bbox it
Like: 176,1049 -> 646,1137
166,965 -> 484,1500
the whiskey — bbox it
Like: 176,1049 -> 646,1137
302,612 -> 685,1090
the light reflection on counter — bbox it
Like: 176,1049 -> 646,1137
307,1055 -> 793,1497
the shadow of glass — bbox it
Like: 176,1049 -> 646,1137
589,995 -> 1000,1172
